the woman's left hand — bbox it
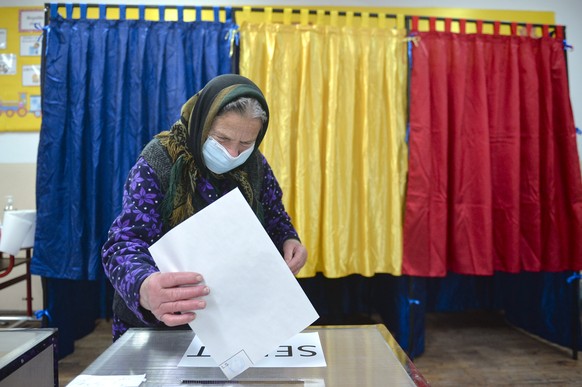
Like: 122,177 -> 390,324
282,239 -> 307,275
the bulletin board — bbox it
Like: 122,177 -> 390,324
0,6 -> 43,132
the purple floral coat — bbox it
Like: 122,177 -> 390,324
101,154 -> 299,340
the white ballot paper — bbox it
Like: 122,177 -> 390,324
149,188 -> 319,380
67,374 -> 146,387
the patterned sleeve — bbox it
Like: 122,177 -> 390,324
260,155 -> 300,251
101,157 -> 165,326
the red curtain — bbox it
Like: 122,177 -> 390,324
403,22 -> 582,277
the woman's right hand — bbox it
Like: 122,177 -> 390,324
139,272 -> 210,326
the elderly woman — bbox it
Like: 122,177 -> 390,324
102,74 -> 307,340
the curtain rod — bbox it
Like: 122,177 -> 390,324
405,15 -> 563,30
45,3 -> 229,10
45,3 -> 398,19
240,7 -> 398,19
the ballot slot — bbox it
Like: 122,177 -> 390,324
179,378 -> 319,385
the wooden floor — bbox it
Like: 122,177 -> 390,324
413,311 -> 582,386
17,311 -> 582,386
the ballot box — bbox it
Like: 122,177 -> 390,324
0,328 -> 58,387
77,325 -> 429,386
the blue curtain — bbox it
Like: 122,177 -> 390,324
32,4 -> 235,357
307,272 -> 580,359
299,274 -> 426,358
422,272 -> 581,353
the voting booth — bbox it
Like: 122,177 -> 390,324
70,325 -> 428,386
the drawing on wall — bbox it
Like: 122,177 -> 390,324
0,54 -> 17,75
0,29 -> 6,49
19,9 -> 44,32
0,92 -> 41,118
29,95 -> 41,115
22,64 -> 40,86
20,36 -> 41,56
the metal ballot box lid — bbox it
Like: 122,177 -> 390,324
81,325 -> 428,386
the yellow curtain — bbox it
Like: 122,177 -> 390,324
240,21 -> 408,278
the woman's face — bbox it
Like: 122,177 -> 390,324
208,112 -> 262,157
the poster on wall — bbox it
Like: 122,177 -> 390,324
0,29 -> 7,49
0,54 -> 17,75
20,36 -> 41,56
19,9 -> 44,32
22,65 -> 40,86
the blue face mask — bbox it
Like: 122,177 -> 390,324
202,136 -> 255,174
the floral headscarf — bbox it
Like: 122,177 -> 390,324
156,74 -> 270,228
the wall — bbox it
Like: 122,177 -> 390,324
0,0 -> 581,313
